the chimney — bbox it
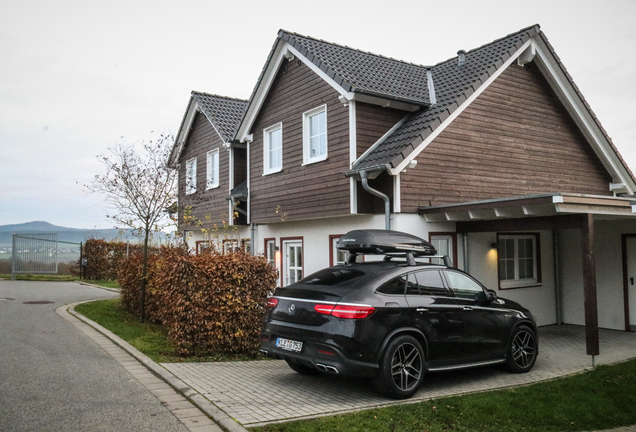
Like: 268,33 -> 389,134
457,50 -> 466,67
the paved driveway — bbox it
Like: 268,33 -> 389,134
162,326 -> 636,427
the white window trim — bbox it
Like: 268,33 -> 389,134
185,157 -> 197,195
263,123 -> 283,175
498,234 -> 539,289
282,239 -> 303,287
302,104 -> 328,165
206,149 -> 219,190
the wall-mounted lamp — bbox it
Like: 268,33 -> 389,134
274,246 -> 280,251
490,242 -> 498,249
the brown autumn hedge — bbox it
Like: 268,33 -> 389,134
118,246 -> 278,356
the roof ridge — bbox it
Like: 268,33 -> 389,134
191,90 -> 248,103
278,29 -> 433,70
431,24 -> 541,69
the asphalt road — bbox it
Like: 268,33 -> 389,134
0,280 -> 189,432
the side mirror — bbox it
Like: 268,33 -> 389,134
486,289 -> 497,302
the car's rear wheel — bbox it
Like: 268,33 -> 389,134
285,358 -> 320,375
374,335 -> 424,399
505,325 -> 537,373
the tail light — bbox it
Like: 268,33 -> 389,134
266,298 -> 278,308
314,304 -> 375,319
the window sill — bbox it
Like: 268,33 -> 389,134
263,168 -> 282,176
206,184 -> 220,190
302,156 -> 328,166
499,282 -> 542,290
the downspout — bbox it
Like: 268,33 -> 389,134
250,223 -> 257,256
360,170 -> 391,230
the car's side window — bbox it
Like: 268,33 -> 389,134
406,270 -> 448,296
444,270 -> 486,300
377,275 -> 407,295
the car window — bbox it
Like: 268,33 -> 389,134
444,270 -> 485,300
406,271 -> 448,296
301,268 -> 366,286
377,275 -> 407,294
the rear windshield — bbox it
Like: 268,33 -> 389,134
300,268 -> 367,286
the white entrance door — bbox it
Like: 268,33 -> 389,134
627,237 -> 636,328
284,241 -> 303,286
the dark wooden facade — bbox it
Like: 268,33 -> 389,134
249,58 -> 351,224
178,112 -> 230,228
400,62 -> 612,213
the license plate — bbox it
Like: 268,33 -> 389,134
276,337 -> 303,353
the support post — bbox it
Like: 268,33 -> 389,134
581,213 -> 599,357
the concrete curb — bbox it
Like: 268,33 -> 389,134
74,281 -> 121,293
66,301 -> 249,432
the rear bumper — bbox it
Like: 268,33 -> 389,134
260,325 -> 379,377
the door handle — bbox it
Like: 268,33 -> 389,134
631,277 -> 634,286
463,307 -> 473,311
416,308 -> 429,313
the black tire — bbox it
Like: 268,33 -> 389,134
374,335 -> 424,399
505,325 -> 537,373
285,358 -> 321,376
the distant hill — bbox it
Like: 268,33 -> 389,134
0,221 -> 165,247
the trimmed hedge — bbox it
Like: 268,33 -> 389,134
80,239 -> 153,281
119,246 -> 278,356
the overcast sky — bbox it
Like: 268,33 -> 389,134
1,0 -> 635,229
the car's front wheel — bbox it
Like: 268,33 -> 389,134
505,325 -> 537,373
374,335 -> 424,399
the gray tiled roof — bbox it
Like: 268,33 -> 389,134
280,31 -> 432,106
352,25 -> 539,170
192,92 -> 247,142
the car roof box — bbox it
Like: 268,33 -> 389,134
336,230 -> 437,257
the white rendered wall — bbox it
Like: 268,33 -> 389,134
466,231 -> 557,327
559,220 -> 634,331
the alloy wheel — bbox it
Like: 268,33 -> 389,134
511,329 -> 536,369
390,342 -> 423,392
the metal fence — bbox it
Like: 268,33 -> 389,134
10,233 -> 80,280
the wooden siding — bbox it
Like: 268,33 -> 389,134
356,102 -> 406,157
357,171 -> 394,214
400,62 -> 613,213
249,58 -> 350,224
178,112 -> 230,228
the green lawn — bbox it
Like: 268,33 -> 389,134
75,298 -> 260,363
252,359 -> 636,432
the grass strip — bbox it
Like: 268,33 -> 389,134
0,274 -> 78,281
75,298 -> 261,363
251,358 -> 636,432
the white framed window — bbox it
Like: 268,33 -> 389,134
282,239 -> 302,286
330,235 -> 348,266
185,157 -> 197,195
430,234 -> 454,266
497,233 -> 540,289
263,123 -> 282,175
265,239 -> 276,268
302,105 -> 327,164
223,239 -> 238,254
206,149 -> 219,189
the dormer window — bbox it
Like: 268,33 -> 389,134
303,105 -> 327,165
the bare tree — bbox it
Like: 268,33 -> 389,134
85,133 -> 177,322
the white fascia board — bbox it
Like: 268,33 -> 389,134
286,44 -> 354,99
236,41 -> 354,144
532,38 -> 635,195
349,101 -> 358,214
389,39 -> 533,175
172,99 -> 200,166
393,173 -> 401,213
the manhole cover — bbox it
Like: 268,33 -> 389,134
23,301 -> 54,305
0,298 -> 15,301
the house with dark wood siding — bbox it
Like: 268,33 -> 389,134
169,25 -> 636,357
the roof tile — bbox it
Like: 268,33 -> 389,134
192,92 -> 248,143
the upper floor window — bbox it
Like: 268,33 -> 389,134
185,157 -> 197,195
497,233 -> 540,289
263,123 -> 282,175
303,105 -> 327,164
206,149 -> 219,189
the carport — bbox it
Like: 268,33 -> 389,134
419,193 -> 636,359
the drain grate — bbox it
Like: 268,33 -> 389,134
23,301 -> 55,305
